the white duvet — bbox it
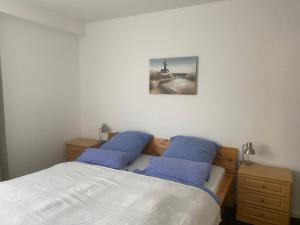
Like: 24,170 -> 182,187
0,162 -> 221,225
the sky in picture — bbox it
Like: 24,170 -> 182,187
150,56 -> 197,74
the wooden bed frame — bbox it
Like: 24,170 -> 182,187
108,133 -> 238,207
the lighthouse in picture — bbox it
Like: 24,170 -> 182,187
160,60 -> 169,74
160,60 -> 173,78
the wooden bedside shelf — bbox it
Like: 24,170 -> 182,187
65,138 -> 102,161
237,163 -> 293,225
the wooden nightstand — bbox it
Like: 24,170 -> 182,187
65,138 -> 102,161
237,163 -> 293,225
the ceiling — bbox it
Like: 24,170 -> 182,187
21,0 -> 221,22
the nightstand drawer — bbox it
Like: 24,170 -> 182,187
239,188 -> 290,212
239,175 -> 291,197
237,203 -> 289,225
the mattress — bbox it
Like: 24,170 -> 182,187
126,154 -> 226,194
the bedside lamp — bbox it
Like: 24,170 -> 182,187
242,142 -> 255,165
99,123 -> 110,143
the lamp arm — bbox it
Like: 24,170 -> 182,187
242,143 -> 246,162
99,128 -> 103,142
242,148 -> 245,162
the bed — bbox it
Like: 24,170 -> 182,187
0,133 -> 238,225
126,154 -> 226,194
123,133 -> 238,207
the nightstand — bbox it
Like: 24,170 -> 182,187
65,138 -> 102,161
237,163 -> 293,225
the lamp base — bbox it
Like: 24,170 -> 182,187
242,160 -> 254,166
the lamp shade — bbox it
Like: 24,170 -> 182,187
243,142 -> 255,155
100,123 -> 110,133
242,142 -> 255,165
245,146 -> 255,155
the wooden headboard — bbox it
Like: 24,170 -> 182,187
108,132 -> 238,174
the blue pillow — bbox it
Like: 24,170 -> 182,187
101,131 -> 153,161
77,148 -> 136,169
163,135 -> 220,180
136,157 -> 210,188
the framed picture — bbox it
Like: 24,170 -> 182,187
149,56 -> 198,95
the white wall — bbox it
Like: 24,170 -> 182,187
79,0 -> 300,217
0,0 -> 84,34
0,13 -> 81,178
0,55 -> 9,181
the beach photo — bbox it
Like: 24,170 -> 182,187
149,56 -> 197,95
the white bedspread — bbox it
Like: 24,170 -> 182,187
0,162 -> 221,225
